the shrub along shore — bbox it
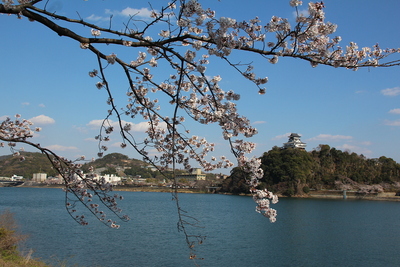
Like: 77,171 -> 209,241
0,210 -> 48,267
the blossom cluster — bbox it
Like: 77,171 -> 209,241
64,171 -> 129,227
251,188 -> 278,222
0,114 -> 38,141
47,155 -> 130,227
1,0 -> 33,8
0,114 -> 129,228
0,114 -> 40,161
115,64 -> 259,174
176,0 -> 399,71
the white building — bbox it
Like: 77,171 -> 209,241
98,174 -> 122,185
283,133 -> 307,150
11,175 -> 24,181
176,168 -> 206,182
32,173 -> 47,182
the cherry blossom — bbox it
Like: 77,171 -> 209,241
0,114 -> 130,228
1,0 -> 399,259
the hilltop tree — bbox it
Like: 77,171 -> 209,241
220,166 -> 250,194
260,146 -> 315,195
100,167 -> 118,176
0,0 -> 399,259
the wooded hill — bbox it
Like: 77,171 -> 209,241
221,145 -> 400,195
0,152 -> 58,178
2,147 -> 400,196
0,152 -> 183,180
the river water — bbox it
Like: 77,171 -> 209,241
0,187 -> 399,267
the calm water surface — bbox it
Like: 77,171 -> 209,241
0,187 -> 399,267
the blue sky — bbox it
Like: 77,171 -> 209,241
1,0 -> 399,173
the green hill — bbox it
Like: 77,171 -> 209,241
0,152 -> 177,180
0,152 -> 58,178
80,153 -> 160,178
221,145 -> 400,195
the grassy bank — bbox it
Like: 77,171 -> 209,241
0,258 -> 48,267
306,190 -> 400,201
25,184 -> 211,194
0,210 -> 49,267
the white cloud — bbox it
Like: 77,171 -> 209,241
384,119 -> 400,126
110,142 -> 124,148
105,7 -> 154,19
87,7 -> 157,23
0,115 -> 9,121
253,121 -> 266,125
308,134 -> 353,142
87,119 -> 109,128
360,141 -> 372,146
87,119 -> 153,132
38,103 -> 46,108
272,133 -> 292,140
389,108 -> 400,114
45,145 -> 78,151
381,87 -> 400,96
29,115 -> 55,125
130,121 -> 151,132
123,7 -> 153,17
73,125 -> 88,134
292,8 -> 308,18
145,147 -> 163,157
86,14 -> 108,22
21,102 -> 30,106
338,144 -> 372,156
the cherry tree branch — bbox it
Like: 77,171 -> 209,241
1,0 -> 399,260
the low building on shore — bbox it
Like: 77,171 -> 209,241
11,175 -> 24,181
176,168 -> 206,182
32,173 -> 47,182
93,174 -> 122,185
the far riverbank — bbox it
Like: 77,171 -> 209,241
306,189 -> 400,201
10,184 -> 400,202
